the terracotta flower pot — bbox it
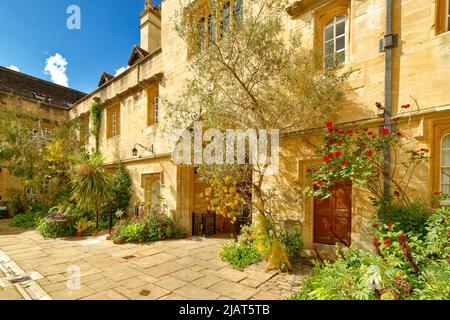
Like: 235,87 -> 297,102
76,230 -> 84,237
113,238 -> 125,245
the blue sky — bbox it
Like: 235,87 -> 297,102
0,0 -> 161,93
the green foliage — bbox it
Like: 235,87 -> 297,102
103,164 -> 132,213
36,218 -> 74,238
280,229 -> 303,261
291,207 -> 450,300
377,201 -> 432,236
70,152 -> 112,226
0,101 -> 88,208
10,213 -> 36,229
306,122 -> 428,206
112,196 -> 186,243
220,225 -> 263,269
89,102 -> 101,152
221,242 -> 263,270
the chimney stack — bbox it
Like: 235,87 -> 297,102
140,0 -> 161,53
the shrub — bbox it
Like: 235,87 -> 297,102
10,213 -> 36,229
36,216 -> 75,238
376,200 -> 432,236
221,242 -> 263,269
280,229 -> 303,261
291,206 -> 450,300
103,164 -> 132,213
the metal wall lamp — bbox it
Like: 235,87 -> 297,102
132,143 -> 154,157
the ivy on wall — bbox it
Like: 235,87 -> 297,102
89,102 -> 101,152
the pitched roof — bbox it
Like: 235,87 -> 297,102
128,45 -> 149,66
0,66 -> 86,109
98,72 -> 114,87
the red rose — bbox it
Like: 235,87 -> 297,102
306,168 -> 312,173
380,128 -> 390,135
384,237 -> 391,245
346,130 -> 353,135
396,132 -> 402,137
361,143 -> 367,148
387,220 -> 393,228
323,156 -> 331,163
401,104 -> 411,109
314,169 -> 318,173
316,179 -> 325,185
325,122 -> 334,129
341,161 -> 348,167
338,130 -> 344,135
420,148 -> 429,152
335,151 -> 342,157
434,191 -> 442,196
338,140 -> 344,146
394,190 -> 400,197
368,131 -> 374,136
365,150 -> 373,157
412,151 -> 419,157
373,223 -> 379,229
328,152 -> 334,158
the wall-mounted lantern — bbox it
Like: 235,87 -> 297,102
132,143 -> 154,157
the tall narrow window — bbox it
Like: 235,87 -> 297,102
112,112 -> 117,137
221,2 -> 231,38
324,15 -> 347,68
198,17 -> 206,51
441,135 -> 450,196
234,0 -> 243,24
154,95 -> 160,124
208,14 -> 216,43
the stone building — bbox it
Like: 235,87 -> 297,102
69,0 -> 450,250
2,0 -> 450,253
0,66 -> 86,215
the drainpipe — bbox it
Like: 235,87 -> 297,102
380,0 -> 397,198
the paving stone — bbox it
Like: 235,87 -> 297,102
216,268 -> 249,282
195,259 -> 228,270
247,271 -> 277,283
119,284 -> 170,300
103,265 -> 139,282
252,291 -> 283,300
128,255 -> 165,268
143,262 -> 184,278
191,275 -> 223,289
0,286 -> 23,300
118,277 -> 150,290
154,275 -> 188,291
158,293 -> 188,300
171,268 -> 204,282
51,285 -> 96,300
209,281 -> 258,300
86,277 -> 120,292
174,284 -> 221,300
83,289 -> 128,300
239,278 -> 263,288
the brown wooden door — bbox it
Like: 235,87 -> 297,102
314,182 -> 352,245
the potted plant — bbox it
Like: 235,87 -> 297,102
75,218 -> 94,237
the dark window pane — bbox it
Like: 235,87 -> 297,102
325,26 -> 334,41
336,21 -> 346,36
325,41 -> 334,55
337,51 -> 345,64
336,36 -> 345,51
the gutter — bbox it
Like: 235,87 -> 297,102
380,0 -> 398,197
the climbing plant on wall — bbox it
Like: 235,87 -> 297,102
89,101 -> 101,152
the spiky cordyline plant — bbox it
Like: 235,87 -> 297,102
70,152 -> 112,229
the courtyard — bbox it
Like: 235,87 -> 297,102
0,220 -> 310,300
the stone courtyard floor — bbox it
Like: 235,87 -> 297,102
0,219 -> 311,300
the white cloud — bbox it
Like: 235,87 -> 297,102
7,65 -> 20,72
115,66 -> 129,76
44,53 -> 69,87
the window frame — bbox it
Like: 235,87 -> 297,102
154,95 -> 160,124
323,15 -> 347,68
441,134 -> 450,199
107,104 -> 120,138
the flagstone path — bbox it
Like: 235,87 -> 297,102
0,219 -> 311,300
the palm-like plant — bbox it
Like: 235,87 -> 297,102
70,152 -> 112,229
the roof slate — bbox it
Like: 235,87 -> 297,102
0,66 -> 87,108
